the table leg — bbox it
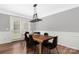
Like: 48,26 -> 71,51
39,43 -> 42,54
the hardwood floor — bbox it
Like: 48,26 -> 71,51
0,40 -> 79,54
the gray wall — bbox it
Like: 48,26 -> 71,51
35,7 -> 79,50
30,23 -> 36,32
36,7 -> 79,32
0,14 -> 10,31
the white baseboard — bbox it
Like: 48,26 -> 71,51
58,42 -> 79,50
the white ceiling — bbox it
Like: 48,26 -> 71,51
0,4 -> 79,19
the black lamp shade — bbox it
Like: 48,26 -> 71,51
30,18 -> 42,22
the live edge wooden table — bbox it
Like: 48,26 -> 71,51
33,35 -> 53,54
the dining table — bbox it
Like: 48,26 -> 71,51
33,34 -> 53,54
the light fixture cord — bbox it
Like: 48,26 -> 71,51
33,4 -> 38,20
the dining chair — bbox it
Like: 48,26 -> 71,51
42,36 -> 59,54
24,32 -> 29,42
25,34 -> 39,53
29,35 -> 39,45
44,33 -> 49,36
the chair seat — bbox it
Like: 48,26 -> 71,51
27,43 -> 36,48
43,42 -> 56,49
33,40 -> 39,45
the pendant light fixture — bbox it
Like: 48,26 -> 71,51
30,4 -> 42,22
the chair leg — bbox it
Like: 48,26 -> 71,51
26,48 -> 28,54
56,47 -> 59,54
34,47 -> 37,54
41,45 -> 43,54
49,50 -> 51,54
48,49 -> 51,54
